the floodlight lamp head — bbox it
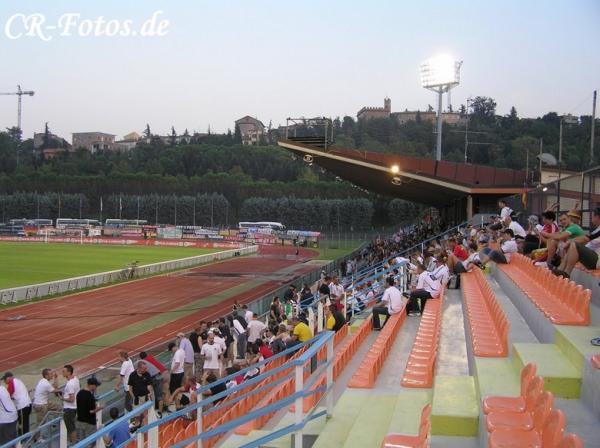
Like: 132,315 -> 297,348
390,164 -> 400,174
537,153 -> 558,167
420,55 -> 462,89
303,154 -> 314,163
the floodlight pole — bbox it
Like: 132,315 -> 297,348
436,88 -> 443,161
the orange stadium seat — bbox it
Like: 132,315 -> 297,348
488,408 -> 565,448
483,364 -> 537,414
485,383 -> 550,433
499,254 -> 591,325
381,404 -> 431,448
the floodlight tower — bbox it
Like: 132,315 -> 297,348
420,56 -> 462,161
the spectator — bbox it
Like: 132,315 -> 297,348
168,342 -> 185,394
283,285 -> 297,303
139,352 -> 166,414
102,407 -> 131,448
299,284 -> 313,309
115,351 -> 134,412
318,276 -> 331,298
218,317 -> 234,364
430,255 -> 450,287
202,373 -> 227,405
480,229 -> 518,265
552,207 -> 600,278
242,305 -> 253,324
255,339 -> 273,359
128,362 -> 153,411
32,368 -> 59,427
406,263 -> 441,316
231,311 -> 248,361
176,333 -> 195,379
170,376 -> 200,409
200,333 -> 223,379
328,276 -> 344,311
287,316 -> 313,347
498,200 -> 513,219
247,313 -> 267,349
503,215 -> 527,239
189,324 -> 203,377
326,304 -> 346,332
61,364 -> 80,445
2,372 -> 32,435
0,382 -> 17,445
269,296 -> 282,325
538,212 -> 585,268
76,378 -> 103,445
372,277 -> 404,330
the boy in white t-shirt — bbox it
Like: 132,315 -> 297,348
200,334 -> 223,380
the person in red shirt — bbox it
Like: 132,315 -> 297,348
446,237 -> 468,275
255,339 -> 273,359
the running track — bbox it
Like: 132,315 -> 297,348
0,246 -> 319,375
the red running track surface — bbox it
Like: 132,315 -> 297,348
0,245 -> 319,374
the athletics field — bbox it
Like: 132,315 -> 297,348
0,242 -> 220,289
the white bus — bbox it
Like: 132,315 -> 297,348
104,219 -> 148,228
238,221 -> 286,232
55,218 -> 100,228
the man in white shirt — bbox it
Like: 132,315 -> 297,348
2,373 -> 31,436
242,305 -> 254,325
480,229 -> 518,265
32,368 -> 59,427
372,277 -> 404,330
503,216 -> 527,239
246,313 -> 267,346
114,351 -> 134,411
498,200 -> 513,220
407,264 -> 441,316
232,311 -> 248,360
61,364 -> 80,445
200,334 -> 223,379
176,333 -> 195,379
0,384 -> 17,445
168,342 -> 186,394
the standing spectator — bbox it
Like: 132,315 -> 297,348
231,311 -> 248,360
328,276 -> 344,311
139,352 -> 166,414
242,305 -> 253,325
102,407 -> 131,448
76,378 -> 102,444
218,318 -> 234,365
61,365 -> 80,445
318,276 -> 331,298
372,277 -> 404,330
115,351 -> 134,412
176,333 -> 195,378
0,383 -> 17,445
32,368 -> 59,427
283,285 -> 297,303
269,296 -> 282,325
2,372 -> 32,435
498,200 -> 513,219
299,284 -> 313,309
246,313 -> 267,349
168,342 -> 185,394
189,325 -> 202,377
200,333 -> 223,379
127,362 -> 153,414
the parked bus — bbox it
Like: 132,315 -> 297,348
238,221 -> 286,232
104,219 -> 148,228
55,218 -> 100,229
9,218 -> 53,227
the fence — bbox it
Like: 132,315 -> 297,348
0,245 -> 257,305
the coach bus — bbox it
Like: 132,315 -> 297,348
238,221 -> 286,232
104,219 -> 148,228
55,218 -> 101,229
9,218 -> 53,227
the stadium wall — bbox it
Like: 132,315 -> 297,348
0,245 -> 258,305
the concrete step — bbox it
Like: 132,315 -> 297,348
473,357 -> 520,400
341,392 -> 398,448
430,435 -> 480,448
387,390 -> 432,435
431,375 -> 479,437
311,391 -> 367,448
554,325 -> 600,373
512,343 -> 581,398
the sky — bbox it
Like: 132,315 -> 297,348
0,0 -> 599,141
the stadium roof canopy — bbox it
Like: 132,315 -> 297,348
277,138 -> 526,207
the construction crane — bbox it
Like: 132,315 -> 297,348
0,85 -> 35,131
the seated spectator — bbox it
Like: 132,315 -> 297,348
202,374 -> 226,405
287,317 -> 313,347
480,229 -> 518,264
537,212 -> 585,268
255,339 -> 273,359
102,407 -> 131,448
405,263 -> 441,316
552,207 -> 600,278
372,277 -> 404,329
503,215 -> 527,239
326,304 -> 346,332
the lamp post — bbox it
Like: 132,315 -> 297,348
557,114 -> 578,209
420,55 -> 462,161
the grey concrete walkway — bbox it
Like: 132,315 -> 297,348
437,289 -> 470,376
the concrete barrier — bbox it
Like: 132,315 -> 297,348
0,245 -> 258,305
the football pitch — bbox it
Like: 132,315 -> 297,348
0,243 -> 220,289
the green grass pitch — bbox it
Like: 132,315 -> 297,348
0,243 -> 220,289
